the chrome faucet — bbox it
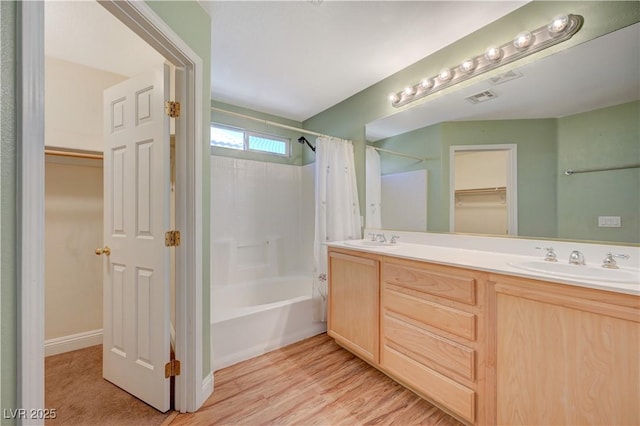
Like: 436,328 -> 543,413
569,250 -> 586,265
536,246 -> 557,262
602,252 -> 630,269
368,233 -> 386,242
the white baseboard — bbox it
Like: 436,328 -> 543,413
45,329 -> 103,357
196,372 -> 214,411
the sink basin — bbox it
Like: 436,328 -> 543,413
344,239 -> 399,248
508,260 -> 640,284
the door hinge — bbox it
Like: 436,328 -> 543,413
165,230 -> 181,247
164,101 -> 180,118
165,359 -> 181,378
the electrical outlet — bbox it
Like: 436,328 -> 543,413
598,216 -> 621,227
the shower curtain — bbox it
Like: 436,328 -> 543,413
365,146 -> 382,229
313,137 -> 362,322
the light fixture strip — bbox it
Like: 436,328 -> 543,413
390,14 -> 583,108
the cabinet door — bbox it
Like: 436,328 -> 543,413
494,279 -> 640,425
328,251 -> 380,364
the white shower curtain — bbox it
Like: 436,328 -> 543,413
365,146 -> 382,229
313,137 -> 362,322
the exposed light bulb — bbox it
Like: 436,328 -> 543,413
459,59 -> 476,74
513,31 -> 534,49
420,78 -> 434,89
438,68 -> 453,82
484,46 -> 503,62
390,13 -> 582,108
548,14 -> 569,35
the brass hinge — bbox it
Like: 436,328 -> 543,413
164,101 -> 180,118
165,230 -> 181,247
165,359 -> 181,378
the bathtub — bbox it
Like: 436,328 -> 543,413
211,275 -> 326,371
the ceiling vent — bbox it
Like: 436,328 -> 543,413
465,90 -> 498,104
488,70 -> 523,85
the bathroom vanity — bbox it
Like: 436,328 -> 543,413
326,237 -> 639,426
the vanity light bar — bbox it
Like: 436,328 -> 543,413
389,14 -> 583,108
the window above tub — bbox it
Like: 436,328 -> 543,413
210,123 -> 290,157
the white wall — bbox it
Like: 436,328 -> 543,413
381,169 -> 428,231
45,56 -> 127,152
454,150 -> 508,190
454,150 -> 508,235
210,156 -> 314,287
44,57 -> 126,354
45,157 -> 103,340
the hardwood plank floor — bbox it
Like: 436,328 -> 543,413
169,333 -> 463,426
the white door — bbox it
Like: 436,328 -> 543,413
100,66 -> 171,412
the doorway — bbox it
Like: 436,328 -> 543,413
19,0 -> 207,415
43,2 -> 177,415
449,144 -> 518,236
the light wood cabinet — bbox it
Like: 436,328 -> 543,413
491,274 -> 640,425
327,246 -> 639,426
381,257 -> 489,425
327,249 -> 380,364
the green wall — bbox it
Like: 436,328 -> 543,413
145,0 -> 212,381
1,1 -> 17,421
210,101 -> 306,166
373,119 -> 559,238
370,101 -> 640,244
557,101 -> 640,243
372,124 -> 443,232
441,120 -> 559,238
303,1 -> 640,233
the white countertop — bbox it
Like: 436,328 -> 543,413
327,238 -> 640,296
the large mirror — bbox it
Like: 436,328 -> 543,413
365,23 -> 640,245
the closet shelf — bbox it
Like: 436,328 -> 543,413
455,186 -> 506,195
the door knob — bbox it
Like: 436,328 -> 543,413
95,246 -> 111,256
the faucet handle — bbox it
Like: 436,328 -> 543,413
390,235 -> 400,244
602,252 -> 630,269
569,250 -> 586,265
367,233 -> 377,242
536,246 -> 557,262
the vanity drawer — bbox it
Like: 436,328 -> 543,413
384,289 -> 476,341
384,260 -> 476,305
383,313 -> 475,381
382,345 -> 476,423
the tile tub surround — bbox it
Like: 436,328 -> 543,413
329,230 -> 640,295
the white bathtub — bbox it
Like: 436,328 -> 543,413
211,275 -> 326,371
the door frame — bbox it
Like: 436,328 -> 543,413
449,144 -> 518,236
17,0 -> 208,415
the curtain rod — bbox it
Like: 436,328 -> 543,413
564,163 -> 640,175
45,148 -> 103,160
210,107 -> 349,143
369,146 -> 428,162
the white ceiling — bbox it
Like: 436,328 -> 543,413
44,0 -> 165,77
200,1 -> 527,121
44,0 -> 527,122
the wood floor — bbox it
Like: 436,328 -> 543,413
169,333 -> 463,426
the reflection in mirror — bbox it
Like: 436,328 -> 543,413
450,145 -> 517,236
365,23 -> 640,244
365,147 -> 427,231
